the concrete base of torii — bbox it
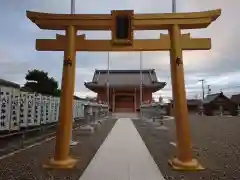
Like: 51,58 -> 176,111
43,157 -> 78,169
168,158 -> 204,171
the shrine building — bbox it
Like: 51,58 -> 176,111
84,69 -> 166,112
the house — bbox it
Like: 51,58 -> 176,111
230,94 -> 240,115
187,99 -> 202,113
230,94 -> 240,106
203,92 -> 237,116
165,99 -> 202,116
84,69 -> 166,112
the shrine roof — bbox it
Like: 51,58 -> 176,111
84,69 -> 166,92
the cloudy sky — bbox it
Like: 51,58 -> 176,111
0,0 -> 239,101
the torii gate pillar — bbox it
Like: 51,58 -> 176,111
45,25 -> 77,168
168,24 -> 202,170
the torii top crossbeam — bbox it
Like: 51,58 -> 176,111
26,9 -> 221,30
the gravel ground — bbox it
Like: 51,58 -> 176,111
133,115 -> 240,180
0,118 -> 117,180
0,121 -> 85,157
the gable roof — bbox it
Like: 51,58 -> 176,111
230,94 -> 240,104
0,78 -> 20,89
92,69 -> 158,85
85,69 -> 166,92
187,99 -> 202,106
202,92 -> 230,104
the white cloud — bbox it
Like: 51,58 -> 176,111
0,0 -> 239,99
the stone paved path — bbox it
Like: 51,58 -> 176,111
79,118 -> 165,180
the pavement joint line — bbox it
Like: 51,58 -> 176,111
0,124 -> 85,161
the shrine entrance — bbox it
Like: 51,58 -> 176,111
115,94 -> 135,112
26,8 -> 221,170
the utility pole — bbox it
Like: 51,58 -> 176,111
140,51 -> 143,106
199,79 -> 205,100
207,85 -> 211,95
139,51 -> 143,118
71,0 -> 75,14
172,0 -> 176,12
69,0 -> 78,146
107,52 -> 110,117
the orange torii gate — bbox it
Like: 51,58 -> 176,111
26,9 -> 221,170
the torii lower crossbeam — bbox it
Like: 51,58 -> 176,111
36,33 -> 211,51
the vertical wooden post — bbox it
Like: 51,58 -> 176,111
168,24 -> 203,170
44,25 -> 77,168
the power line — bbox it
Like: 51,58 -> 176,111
162,85 -> 240,91
220,85 -> 240,90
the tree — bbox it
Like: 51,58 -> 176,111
23,69 -> 61,96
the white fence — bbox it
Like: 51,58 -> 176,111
0,86 -> 85,132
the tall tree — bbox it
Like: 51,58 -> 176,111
23,69 -> 60,96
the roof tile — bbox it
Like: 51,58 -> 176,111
92,69 -> 159,86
